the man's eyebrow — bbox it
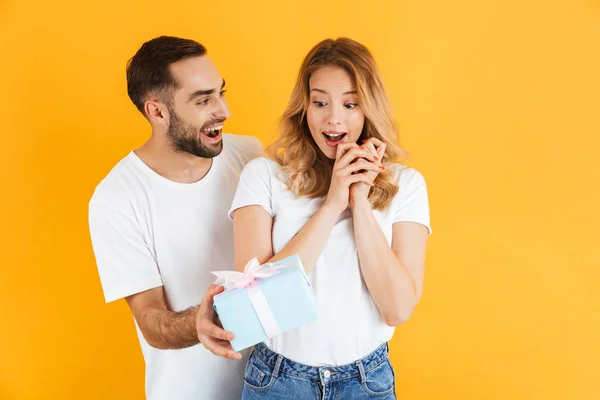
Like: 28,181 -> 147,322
188,79 -> 226,102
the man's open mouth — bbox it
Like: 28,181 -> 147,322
202,124 -> 223,138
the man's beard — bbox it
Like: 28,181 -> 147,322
166,109 -> 223,158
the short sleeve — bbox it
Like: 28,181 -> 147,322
392,168 -> 432,235
229,157 -> 274,220
245,136 -> 266,160
88,198 -> 163,302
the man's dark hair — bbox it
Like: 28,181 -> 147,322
126,36 -> 207,116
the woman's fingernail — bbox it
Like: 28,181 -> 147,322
374,156 -> 379,161
379,166 -> 384,170
359,145 -> 364,149
372,181 -> 376,186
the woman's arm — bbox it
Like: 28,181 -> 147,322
232,204 -> 339,274
352,199 -> 429,326
232,143 -> 379,274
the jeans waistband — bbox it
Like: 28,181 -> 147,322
251,342 -> 389,383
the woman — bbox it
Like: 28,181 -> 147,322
229,38 -> 431,399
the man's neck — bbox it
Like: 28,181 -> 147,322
134,136 -> 214,184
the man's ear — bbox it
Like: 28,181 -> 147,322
145,99 -> 169,125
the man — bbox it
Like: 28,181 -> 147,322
88,36 -> 263,400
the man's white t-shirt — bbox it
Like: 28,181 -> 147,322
89,134 -> 264,400
229,157 -> 431,366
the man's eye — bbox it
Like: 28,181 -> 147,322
220,90 -> 227,97
198,99 -> 209,105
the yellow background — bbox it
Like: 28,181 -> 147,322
1,0 -> 599,399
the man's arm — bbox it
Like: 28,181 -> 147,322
125,285 -> 242,359
89,196 -> 240,359
125,287 -> 197,349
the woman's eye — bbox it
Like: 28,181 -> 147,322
345,103 -> 358,109
313,101 -> 327,107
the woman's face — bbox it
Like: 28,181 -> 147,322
306,66 -> 365,159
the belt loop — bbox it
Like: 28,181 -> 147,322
385,342 -> 390,359
273,355 -> 284,377
356,360 -> 367,383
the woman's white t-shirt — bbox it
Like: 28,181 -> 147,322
230,157 -> 431,366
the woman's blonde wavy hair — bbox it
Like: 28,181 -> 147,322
268,37 -> 406,210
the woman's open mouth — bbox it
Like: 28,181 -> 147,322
322,131 -> 347,147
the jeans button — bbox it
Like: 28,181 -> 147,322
323,370 -> 331,378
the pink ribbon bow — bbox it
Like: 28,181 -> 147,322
211,258 -> 282,291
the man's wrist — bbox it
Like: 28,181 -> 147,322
187,304 -> 201,343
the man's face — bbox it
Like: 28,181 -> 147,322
165,55 -> 230,158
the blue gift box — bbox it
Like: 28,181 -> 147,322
212,255 -> 318,352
